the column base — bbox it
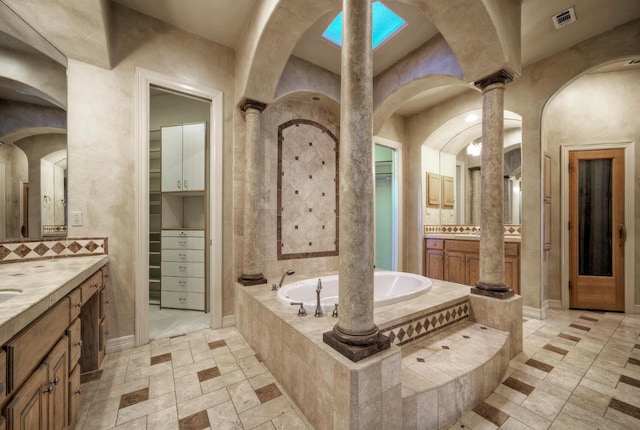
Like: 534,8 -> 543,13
237,273 -> 267,286
471,281 -> 514,299
323,330 -> 390,362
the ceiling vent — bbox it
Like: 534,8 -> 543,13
552,7 -> 576,29
623,59 -> 640,67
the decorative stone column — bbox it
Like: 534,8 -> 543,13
471,70 -> 514,299
238,99 -> 267,286
323,0 -> 390,361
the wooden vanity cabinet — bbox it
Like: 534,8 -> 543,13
6,337 -> 68,430
424,238 -> 520,294
1,264 -> 108,430
424,239 -> 444,281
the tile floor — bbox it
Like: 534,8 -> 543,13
148,305 -> 210,340
76,309 -> 640,430
450,309 -> 640,430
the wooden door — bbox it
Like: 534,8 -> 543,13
425,249 -> 444,280
569,149 -> 625,311
5,365 -> 48,430
466,253 -> 480,287
45,337 -> 68,430
445,251 -> 467,284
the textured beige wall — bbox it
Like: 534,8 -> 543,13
259,99 -> 340,279
66,5 -> 235,340
543,69 -> 640,306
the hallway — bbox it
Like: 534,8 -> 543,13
75,309 -> 640,429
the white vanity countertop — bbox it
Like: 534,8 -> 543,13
0,255 -> 109,345
425,234 -> 521,243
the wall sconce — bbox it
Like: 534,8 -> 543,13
466,139 -> 482,156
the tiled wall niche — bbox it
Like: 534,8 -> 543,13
261,100 -> 340,279
277,119 -> 339,259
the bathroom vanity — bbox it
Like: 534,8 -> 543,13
0,255 -> 109,430
424,235 -> 520,294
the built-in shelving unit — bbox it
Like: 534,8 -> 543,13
149,129 -> 162,305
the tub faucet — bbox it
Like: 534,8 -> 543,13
272,269 -> 295,291
314,278 -> 323,317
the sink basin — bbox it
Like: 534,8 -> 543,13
0,289 -> 22,304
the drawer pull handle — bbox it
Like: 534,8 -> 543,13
179,253 -> 186,258
77,301 -> 83,307
76,340 -> 83,347
50,376 -> 60,385
75,388 -> 82,395
93,283 -> 99,288
43,385 -> 53,394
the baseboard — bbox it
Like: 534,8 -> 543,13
545,299 -> 562,310
634,305 -> 640,315
523,306 -> 546,320
106,335 -> 136,354
222,315 -> 235,327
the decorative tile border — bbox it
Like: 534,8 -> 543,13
379,299 -> 470,346
0,237 -> 108,264
424,224 -> 521,236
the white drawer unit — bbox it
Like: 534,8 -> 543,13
161,229 -> 206,310
161,291 -> 205,311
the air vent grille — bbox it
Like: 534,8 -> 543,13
552,7 -> 576,29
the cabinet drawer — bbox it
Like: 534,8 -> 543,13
426,239 -> 444,250
81,270 -> 103,303
6,298 -> 70,393
161,262 -> 204,278
161,230 -> 204,238
161,236 -> 204,250
68,288 -> 82,321
68,364 -> 81,428
161,276 -> 204,293
444,239 -> 479,253
0,350 -> 6,407
67,318 -> 82,371
161,291 -> 205,311
161,249 -> 204,263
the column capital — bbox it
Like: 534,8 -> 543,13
239,98 -> 267,113
474,69 -> 513,90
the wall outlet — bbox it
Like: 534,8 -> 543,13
70,211 -> 83,226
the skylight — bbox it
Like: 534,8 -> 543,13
322,2 -> 406,50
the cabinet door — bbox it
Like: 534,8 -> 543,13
5,364 -> 48,430
45,337 -> 68,430
425,249 -> 444,280
444,251 -> 467,285
505,256 -> 519,294
67,365 -> 80,429
161,126 -> 184,192
181,123 -> 206,191
466,253 -> 480,287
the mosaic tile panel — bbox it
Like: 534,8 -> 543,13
423,224 -> 521,236
0,237 -> 108,263
277,119 -> 339,260
380,299 -> 470,346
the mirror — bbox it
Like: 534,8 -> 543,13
0,25 -> 67,240
422,110 -> 522,227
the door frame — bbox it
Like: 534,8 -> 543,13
135,67 -> 224,346
560,142 -> 635,313
373,136 -> 402,271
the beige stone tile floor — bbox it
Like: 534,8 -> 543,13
449,309 -> 640,430
76,309 -> 640,429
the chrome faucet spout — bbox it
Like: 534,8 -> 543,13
314,278 -> 323,317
